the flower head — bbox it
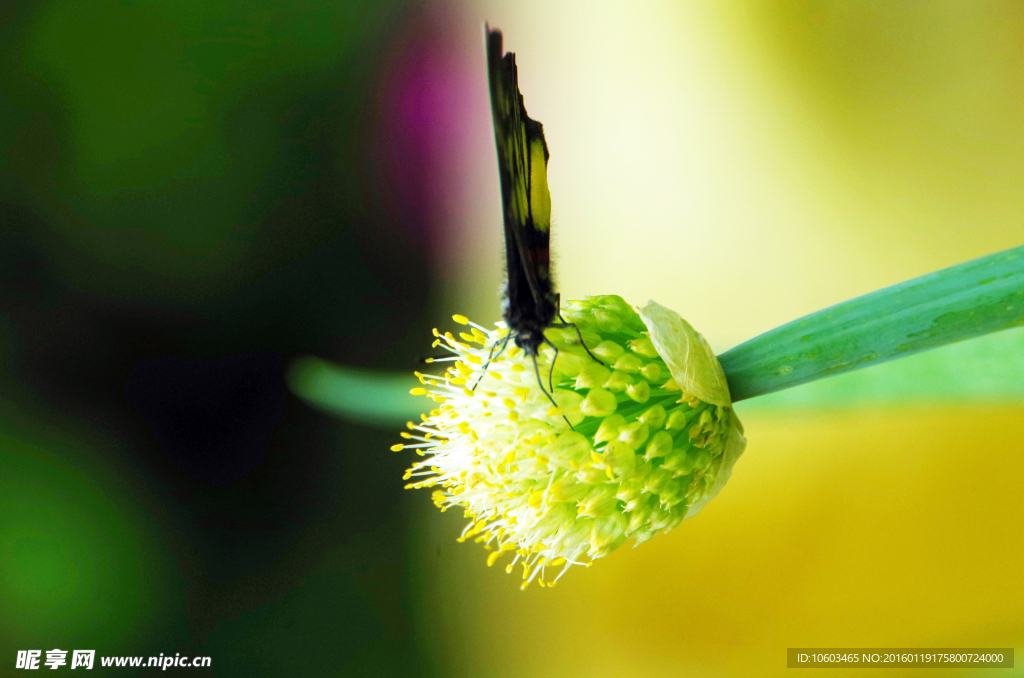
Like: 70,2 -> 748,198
394,295 -> 745,588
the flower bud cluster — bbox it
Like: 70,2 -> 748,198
394,295 -> 745,589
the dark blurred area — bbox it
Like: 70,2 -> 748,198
0,1 -> 461,675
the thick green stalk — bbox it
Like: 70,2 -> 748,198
719,244 -> 1024,402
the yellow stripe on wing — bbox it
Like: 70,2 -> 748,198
529,138 -> 551,232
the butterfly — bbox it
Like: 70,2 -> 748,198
480,27 -> 601,412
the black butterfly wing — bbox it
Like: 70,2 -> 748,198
486,28 -> 557,339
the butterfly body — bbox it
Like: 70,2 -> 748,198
486,28 -> 558,357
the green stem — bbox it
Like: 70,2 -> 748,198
719,244 -> 1024,402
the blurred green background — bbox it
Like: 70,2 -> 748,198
2,1 -> 1023,676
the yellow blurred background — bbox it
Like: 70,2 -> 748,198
442,0 -> 1024,348
414,408 -> 1024,677
409,1 -> 1024,675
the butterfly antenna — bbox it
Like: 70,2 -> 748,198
531,351 -> 573,430
471,332 -> 512,390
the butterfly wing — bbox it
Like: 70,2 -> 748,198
486,28 -> 557,335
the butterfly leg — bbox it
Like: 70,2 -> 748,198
541,336 -> 560,393
551,316 -> 605,366
471,331 -> 512,390
530,350 -> 573,430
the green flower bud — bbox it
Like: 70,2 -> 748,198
396,296 -> 746,589
658,445 -> 691,474
603,370 -> 633,393
638,404 -> 667,430
592,340 -> 625,362
626,379 -> 651,403
577,485 -> 617,518
643,467 -> 674,495
665,409 -> 689,431
640,362 -> 662,382
627,336 -> 660,358
604,439 -> 637,477
590,513 -> 628,556
617,421 -> 650,450
615,476 -> 645,505
657,478 -> 687,508
549,431 -> 592,465
548,351 -> 588,378
574,362 -> 612,389
622,490 -> 650,514
612,353 -> 644,374
575,465 -> 607,485
594,413 -> 626,444
580,387 -> 617,417
644,430 -> 674,460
